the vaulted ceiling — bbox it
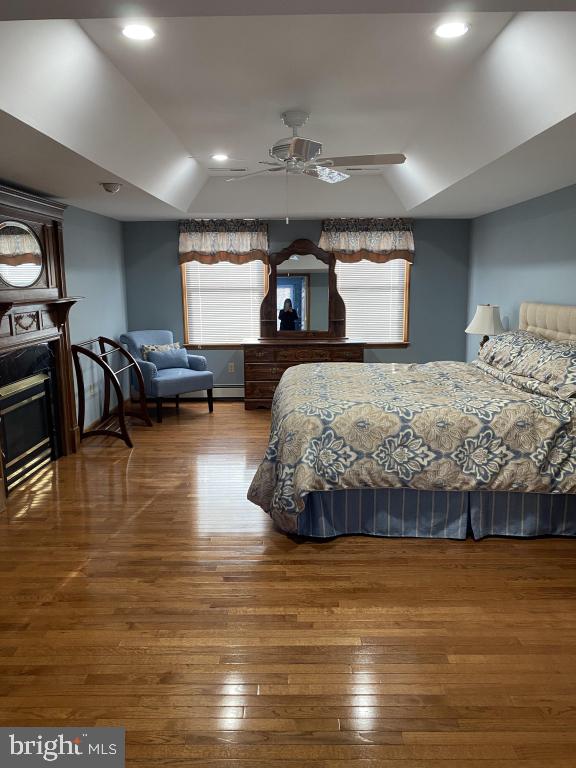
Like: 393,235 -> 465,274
0,3 -> 575,220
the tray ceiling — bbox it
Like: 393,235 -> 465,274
0,10 -> 575,220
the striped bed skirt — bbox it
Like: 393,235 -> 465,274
296,488 -> 576,539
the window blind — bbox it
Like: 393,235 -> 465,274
335,259 -> 408,343
0,264 -> 41,287
183,260 -> 265,344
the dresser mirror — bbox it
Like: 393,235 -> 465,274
0,221 -> 43,288
260,238 -> 345,339
277,254 -> 329,332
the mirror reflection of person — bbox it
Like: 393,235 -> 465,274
279,298 -> 299,331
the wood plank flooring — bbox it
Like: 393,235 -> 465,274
1,401 -> 576,767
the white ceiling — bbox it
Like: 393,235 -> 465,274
0,112 -> 185,220
0,9 -> 576,220
411,113 -> 576,217
78,14 -> 512,169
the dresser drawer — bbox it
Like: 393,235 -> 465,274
245,381 -> 279,400
244,346 -> 276,362
275,347 -> 331,362
275,346 -> 363,363
245,363 -> 292,381
331,347 -> 364,362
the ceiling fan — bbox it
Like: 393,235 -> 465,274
226,110 -> 406,184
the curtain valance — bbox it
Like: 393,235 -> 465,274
0,229 -> 42,266
178,219 -> 268,265
319,218 -> 414,263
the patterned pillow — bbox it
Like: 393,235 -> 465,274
479,329 -> 532,369
479,330 -> 576,398
141,341 -> 180,360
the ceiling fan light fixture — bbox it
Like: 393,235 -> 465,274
122,24 -> 155,40
435,21 -> 470,39
313,166 -> 350,184
211,153 -> 229,162
229,110 -> 404,183
272,137 -> 322,163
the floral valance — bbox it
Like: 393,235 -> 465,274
318,218 -> 414,263
179,219 -> 268,265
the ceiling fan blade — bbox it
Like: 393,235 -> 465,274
226,167 -> 285,182
258,161 -> 285,167
317,153 -> 406,167
304,166 -> 350,184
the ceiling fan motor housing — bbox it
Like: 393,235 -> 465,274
271,136 -> 323,163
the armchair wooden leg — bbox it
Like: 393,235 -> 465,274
156,398 -> 163,423
175,394 -> 180,414
207,389 -> 214,413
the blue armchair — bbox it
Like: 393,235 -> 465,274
120,330 -> 213,423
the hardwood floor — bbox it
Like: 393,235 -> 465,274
2,401 -> 576,767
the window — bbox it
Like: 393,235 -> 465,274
335,259 -> 409,343
182,260 -> 265,345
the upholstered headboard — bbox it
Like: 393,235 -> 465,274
519,302 -> 576,342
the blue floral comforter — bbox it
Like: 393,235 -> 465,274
247,362 -> 576,532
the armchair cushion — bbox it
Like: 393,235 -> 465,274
152,368 -> 214,398
148,348 -> 189,370
186,353 -> 208,371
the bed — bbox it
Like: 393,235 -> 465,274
248,302 -> 576,539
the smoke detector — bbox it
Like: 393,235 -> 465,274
100,182 -> 122,194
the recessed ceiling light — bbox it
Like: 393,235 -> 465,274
211,153 -> 229,162
435,21 -> 469,39
122,24 -> 155,41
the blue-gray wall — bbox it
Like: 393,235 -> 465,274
122,220 -> 244,389
268,220 -> 322,250
122,218 -> 470,388
64,206 -> 128,425
467,184 -> 576,360
367,220 -> 470,365
64,184 -> 576,397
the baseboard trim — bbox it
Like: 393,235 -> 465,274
176,386 -> 245,400
130,390 -> 245,406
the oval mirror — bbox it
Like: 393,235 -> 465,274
0,221 -> 43,288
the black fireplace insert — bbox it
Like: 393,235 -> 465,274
0,344 -> 60,493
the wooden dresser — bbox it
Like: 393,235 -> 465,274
243,339 -> 365,409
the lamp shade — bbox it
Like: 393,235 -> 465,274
465,304 -> 505,335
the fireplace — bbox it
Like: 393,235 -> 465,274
0,344 -> 60,492
0,184 -> 80,510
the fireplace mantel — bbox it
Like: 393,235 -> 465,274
0,185 -> 81,509
0,296 -> 81,345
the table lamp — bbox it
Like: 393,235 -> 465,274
465,304 -> 504,351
